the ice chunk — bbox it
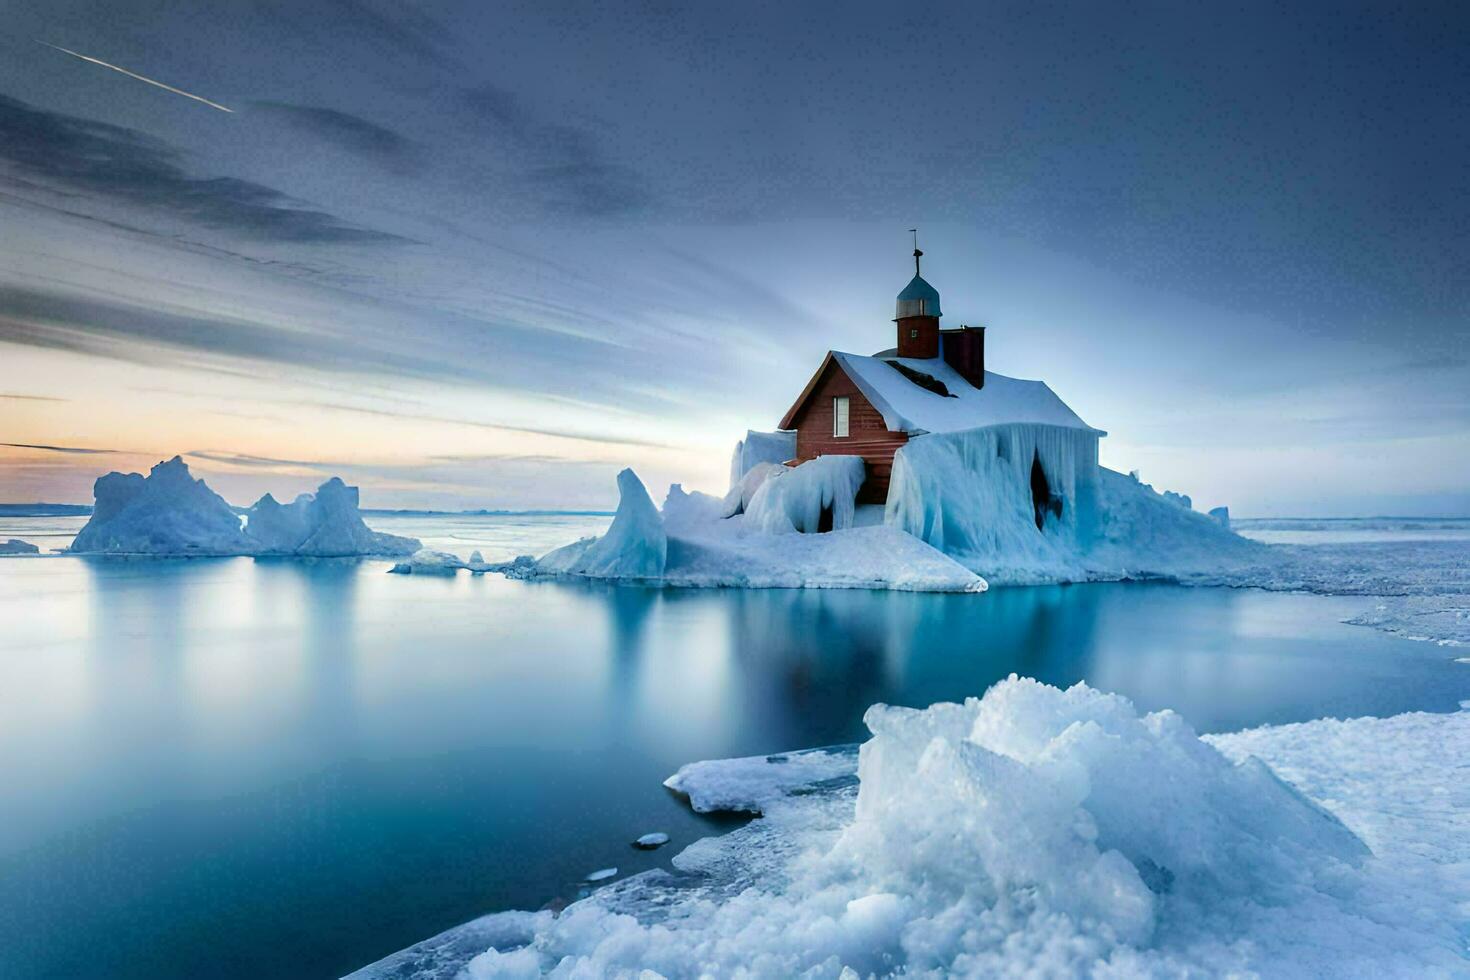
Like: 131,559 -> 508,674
744,455 -> 864,534
0,538 -> 39,554
632,832 -> 669,850
534,469 -> 666,579
665,745 -> 859,814
246,478 -> 419,557
1209,505 -> 1231,529
69,456 -> 250,555
728,429 -> 795,488
583,867 -> 618,883
388,550 -> 466,575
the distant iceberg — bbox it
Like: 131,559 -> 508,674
70,456 -> 251,555
67,456 -> 418,558
0,538 -> 40,555
243,478 -> 418,557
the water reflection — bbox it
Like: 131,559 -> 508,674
0,559 -> 1466,980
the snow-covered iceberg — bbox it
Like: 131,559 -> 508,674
244,478 -> 418,557
69,456 -> 251,555
515,466 -> 985,592
68,456 -> 419,557
352,677 -> 1470,979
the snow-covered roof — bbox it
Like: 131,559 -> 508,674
784,350 -> 1103,437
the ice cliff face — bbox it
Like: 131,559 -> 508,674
70,456 -> 249,555
68,457 -> 419,557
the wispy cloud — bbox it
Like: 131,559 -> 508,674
252,102 -> 419,173
36,41 -> 233,112
0,392 -> 66,402
0,95 -> 403,243
462,84 -> 649,217
1,442 -> 116,454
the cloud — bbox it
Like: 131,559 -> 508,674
252,101 -> 419,172
1,442 -> 115,454
462,85 -> 649,217
0,392 -> 66,402
0,95 -> 404,243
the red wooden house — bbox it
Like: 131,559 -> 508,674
777,248 -> 1102,505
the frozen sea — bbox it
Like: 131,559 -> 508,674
0,514 -> 1467,979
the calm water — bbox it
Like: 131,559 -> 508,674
1,517 -> 1467,979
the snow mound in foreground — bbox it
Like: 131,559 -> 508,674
0,538 -> 40,555
69,456 -> 248,555
245,478 -> 419,557
364,678 -> 1470,979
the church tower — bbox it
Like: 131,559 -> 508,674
894,243 -> 942,358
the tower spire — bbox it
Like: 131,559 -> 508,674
910,228 -> 922,276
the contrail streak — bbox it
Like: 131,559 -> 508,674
37,41 -> 233,112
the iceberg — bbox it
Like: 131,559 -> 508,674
353,678 -> 1470,979
244,478 -> 419,557
68,456 -> 420,558
0,538 -> 40,555
69,456 -> 250,555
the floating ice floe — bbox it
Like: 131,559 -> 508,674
0,538 -> 39,555
352,676 -> 1470,979
632,833 -> 669,850
583,868 -> 617,883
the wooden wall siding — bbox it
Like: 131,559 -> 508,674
791,362 -> 908,504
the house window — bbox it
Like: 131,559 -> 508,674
909,328 -> 919,339
832,396 -> 850,438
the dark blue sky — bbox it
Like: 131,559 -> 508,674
1,0 -> 1466,513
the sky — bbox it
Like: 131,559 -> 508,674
0,0 -> 1466,516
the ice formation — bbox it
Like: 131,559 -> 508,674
244,478 -> 418,557
632,833 -> 669,850
0,538 -> 39,555
728,429 -> 796,487
515,467 -> 985,592
69,456 -> 250,555
744,455 -> 865,534
68,456 -> 419,558
720,460 -> 782,518
534,469 -> 667,580
1209,505 -> 1230,528
355,678 -> 1470,979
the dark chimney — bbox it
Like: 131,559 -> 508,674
941,326 -> 985,388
